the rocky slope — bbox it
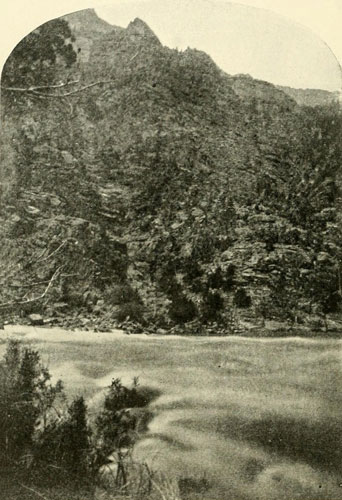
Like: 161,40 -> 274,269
0,9 -> 341,334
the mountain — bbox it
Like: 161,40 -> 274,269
64,8 -> 114,35
0,10 -> 341,334
227,74 -> 296,107
62,8 -> 123,63
277,85 -> 341,107
126,17 -> 163,44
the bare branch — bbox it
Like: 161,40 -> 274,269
29,80 -> 80,90
7,280 -> 52,288
1,86 -> 31,93
2,80 -> 116,98
60,273 -> 79,278
38,240 -> 67,262
0,267 -> 61,310
130,52 -> 139,62
32,80 -> 115,97
27,246 -> 48,265
19,483 -> 50,500
1,80 -> 79,92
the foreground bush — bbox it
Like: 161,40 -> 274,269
0,341 -> 139,492
0,340 -> 210,499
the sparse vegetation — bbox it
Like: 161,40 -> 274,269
0,11 -> 341,334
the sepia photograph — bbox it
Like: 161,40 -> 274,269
0,0 -> 341,499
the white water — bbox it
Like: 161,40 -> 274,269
1,325 -> 342,500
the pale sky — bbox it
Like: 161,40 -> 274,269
1,0 -> 342,91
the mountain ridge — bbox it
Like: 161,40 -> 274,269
63,8 -> 339,107
0,9 -> 341,334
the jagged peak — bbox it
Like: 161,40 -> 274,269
126,18 -> 161,44
128,17 -> 150,30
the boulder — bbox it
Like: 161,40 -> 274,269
156,328 -> 167,335
28,314 -> 44,326
53,302 -> 69,311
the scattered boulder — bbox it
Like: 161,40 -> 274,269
80,317 -> 91,326
93,304 -> 103,314
156,328 -> 167,335
53,302 -> 69,311
265,320 -> 289,331
326,319 -> 342,332
28,314 -> 44,326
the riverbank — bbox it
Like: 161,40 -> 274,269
2,304 -> 342,339
1,322 -> 342,344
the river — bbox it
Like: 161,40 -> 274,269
1,326 -> 342,500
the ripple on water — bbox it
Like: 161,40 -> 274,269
6,328 -> 341,500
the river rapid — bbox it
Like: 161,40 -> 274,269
1,326 -> 342,500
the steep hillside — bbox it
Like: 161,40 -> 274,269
0,10 -> 341,334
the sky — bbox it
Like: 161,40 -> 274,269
0,0 -> 342,91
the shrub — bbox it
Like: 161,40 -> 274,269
95,378 -> 140,454
201,291 -> 224,322
234,288 -> 252,308
0,340 -> 64,467
168,293 -> 197,324
115,301 -> 145,322
105,283 -> 140,306
34,397 -> 92,486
